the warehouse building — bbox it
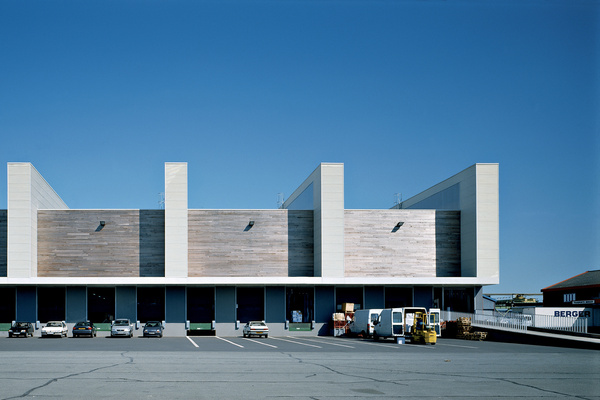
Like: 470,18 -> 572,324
542,270 -> 600,307
0,162 -> 499,336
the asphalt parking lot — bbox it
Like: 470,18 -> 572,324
1,336 -> 598,399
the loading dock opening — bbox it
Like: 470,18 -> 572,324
137,287 -> 165,322
237,287 -> 264,322
187,287 -> 215,336
88,287 -> 115,323
38,287 -> 65,322
287,287 -> 314,331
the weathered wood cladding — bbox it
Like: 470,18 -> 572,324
344,210 -> 460,277
0,210 -> 6,277
188,210 -> 314,277
37,210 -> 165,277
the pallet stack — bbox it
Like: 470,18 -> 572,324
455,317 -> 487,340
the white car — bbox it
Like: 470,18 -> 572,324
41,321 -> 68,338
242,321 -> 269,338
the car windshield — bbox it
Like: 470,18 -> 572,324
47,322 -> 61,327
74,322 -> 88,327
250,322 -> 265,326
14,322 -> 28,327
146,322 -> 160,327
114,320 -> 129,326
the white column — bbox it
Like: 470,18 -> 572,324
7,163 -> 67,278
165,162 -> 188,278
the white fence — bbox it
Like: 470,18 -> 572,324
440,311 -> 588,334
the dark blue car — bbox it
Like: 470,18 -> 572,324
143,321 -> 163,338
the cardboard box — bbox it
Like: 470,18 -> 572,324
342,303 -> 354,313
292,310 -> 302,323
332,313 -> 345,321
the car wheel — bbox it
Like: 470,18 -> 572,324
264,334 -> 268,338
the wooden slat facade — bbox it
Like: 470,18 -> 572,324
188,210 -> 314,277
0,210 -> 6,277
37,210 -> 165,277
344,210 -> 460,277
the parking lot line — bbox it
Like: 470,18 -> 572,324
216,336 -> 244,348
186,336 -> 199,348
437,343 -> 478,349
287,337 -> 355,349
352,340 -> 405,349
243,338 -> 278,348
270,337 -> 322,348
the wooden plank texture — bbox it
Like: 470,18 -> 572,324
37,210 -> 164,277
0,210 -> 6,277
188,210 -> 313,277
344,210 -> 460,277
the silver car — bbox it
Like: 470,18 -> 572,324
111,319 -> 134,338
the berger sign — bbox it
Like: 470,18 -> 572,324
554,310 -> 591,318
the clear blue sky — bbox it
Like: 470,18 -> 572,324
1,0 -> 598,295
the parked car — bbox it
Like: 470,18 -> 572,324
72,321 -> 97,338
142,321 -> 163,338
111,319 -> 134,338
242,321 -> 269,338
9,321 -> 34,338
41,321 -> 68,338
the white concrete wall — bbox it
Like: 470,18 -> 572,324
165,162 -> 188,278
283,163 -> 344,278
7,163 -> 68,278
400,164 -> 499,282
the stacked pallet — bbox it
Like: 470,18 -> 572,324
456,317 -> 472,339
455,317 -> 487,340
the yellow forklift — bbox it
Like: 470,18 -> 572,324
410,311 -> 437,345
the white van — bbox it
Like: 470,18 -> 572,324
401,307 -> 428,337
349,309 -> 382,337
373,308 -> 405,340
373,307 -> 432,341
429,308 -> 441,337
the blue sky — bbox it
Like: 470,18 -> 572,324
1,0 -> 598,295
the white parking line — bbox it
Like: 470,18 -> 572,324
186,336 -> 199,348
287,337 -> 355,349
243,338 -> 278,348
352,340 -> 405,349
216,336 -> 244,348
437,343 -> 478,349
270,337 -> 322,348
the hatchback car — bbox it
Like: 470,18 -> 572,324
9,321 -> 34,338
111,319 -> 134,338
142,321 -> 164,338
242,321 -> 269,338
72,321 -> 97,338
41,321 -> 68,338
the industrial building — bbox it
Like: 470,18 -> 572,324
542,270 -> 600,307
0,162 -> 499,336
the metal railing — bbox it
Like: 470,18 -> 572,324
440,311 -> 588,334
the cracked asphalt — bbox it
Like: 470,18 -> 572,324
0,336 -> 598,399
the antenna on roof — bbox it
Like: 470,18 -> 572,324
158,192 -> 165,209
277,193 -> 284,209
394,193 -> 402,209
